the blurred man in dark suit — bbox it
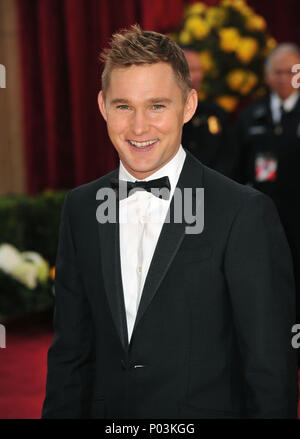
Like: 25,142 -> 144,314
235,43 -> 300,364
182,48 -> 236,178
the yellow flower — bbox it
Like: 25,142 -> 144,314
219,27 -> 240,52
185,2 -> 207,16
205,7 -> 227,28
198,51 -> 214,72
226,69 -> 247,91
221,0 -> 243,8
246,14 -> 267,32
240,72 -> 258,95
236,5 -> 254,18
265,36 -> 277,54
221,0 -> 235,6
185,15 -> 210,40
179,30 -> 192,45
232,0 -> 247,8
261,36 -> 277,57
215,95 -> 239,112
227,69 -> 258,95
235,37 -> 258,63
222,0 -> 253,17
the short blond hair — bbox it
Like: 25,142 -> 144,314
100,24 -> 192,100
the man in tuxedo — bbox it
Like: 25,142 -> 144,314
42,26 -> 298,419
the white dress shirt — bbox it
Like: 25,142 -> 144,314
119,145 -> 186,342
270,91 -> 299,124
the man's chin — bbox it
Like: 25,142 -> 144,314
277,89 -> 294,100
125,161 -> 161,179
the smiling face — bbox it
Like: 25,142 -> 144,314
98,62 -> 197,179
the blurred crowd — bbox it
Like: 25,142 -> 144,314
182,43 -> 300,360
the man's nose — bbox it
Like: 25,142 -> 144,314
130,109 -> 149,136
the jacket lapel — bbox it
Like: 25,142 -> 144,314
96,169 -> 129,352
130,199 -> 186,342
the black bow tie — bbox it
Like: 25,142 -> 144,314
110,176 -> 171,200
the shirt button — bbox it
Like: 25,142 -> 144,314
137,266 -> 142,273
141,215 -> 147,223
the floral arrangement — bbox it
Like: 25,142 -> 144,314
0,243 -> 55,319
171,0 -> 277,111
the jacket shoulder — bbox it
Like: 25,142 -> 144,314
64,169 -> 118,207
202,161 -> 273,211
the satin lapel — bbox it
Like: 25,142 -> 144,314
130,151 -> 204,343
96,170 -> 129,352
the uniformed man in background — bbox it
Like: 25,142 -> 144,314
182,48 -> 236,179
235,43 -> 300,365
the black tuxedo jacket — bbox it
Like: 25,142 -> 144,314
42,150 -> 298,419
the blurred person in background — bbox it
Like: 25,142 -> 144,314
182,48 -> 237,179
235,43 -> 300,365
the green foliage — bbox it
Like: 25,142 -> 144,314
0,268 -> 54,319
0,190 -> 66,266
0,190 -> 66,318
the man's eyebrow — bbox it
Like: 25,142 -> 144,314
148,98 -> 172,104
109,97 -> 173,105
110,98 -> 130,105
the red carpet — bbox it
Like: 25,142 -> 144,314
0,314 -> 53,419
0,314 -> 300,419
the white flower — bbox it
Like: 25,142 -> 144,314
0,244 -> 50,288
21,251 -> 50,283
0,243 -> 22,274
11,261 -> 38,289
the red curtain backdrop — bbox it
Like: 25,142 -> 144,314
16,0 -> 300,194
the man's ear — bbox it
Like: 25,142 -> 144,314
183,89 -> 198,124
98,90 -> 107,121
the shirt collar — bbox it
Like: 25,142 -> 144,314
271,91 -> 300,113
119,145 -> 186,194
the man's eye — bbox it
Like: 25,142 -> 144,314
152,104 -> 165,110
117,105 -> 130,110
